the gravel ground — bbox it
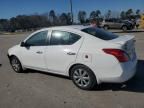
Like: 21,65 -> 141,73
0,30 -> 144,108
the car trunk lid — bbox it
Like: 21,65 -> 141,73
109,35 -> 136,60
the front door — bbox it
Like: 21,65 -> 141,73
20,30 -> 48,70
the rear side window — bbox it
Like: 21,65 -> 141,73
82,27 -> 118,40
50,31 -> 81,45
69,33 -> 81,44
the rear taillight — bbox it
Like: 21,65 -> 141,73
103,49 -> 129,62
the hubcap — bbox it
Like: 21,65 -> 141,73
73,69 -> 90,87
11,58 -> 20,72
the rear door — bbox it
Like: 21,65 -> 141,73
45,30 -> 83,74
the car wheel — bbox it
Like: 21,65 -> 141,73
10,56 -> 23,73
103,25 -> 109,30
70,65 -> 97,90
122,26 -> 128,31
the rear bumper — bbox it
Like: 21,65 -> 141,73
107,62 -> 136,83
100,59 -> 137,83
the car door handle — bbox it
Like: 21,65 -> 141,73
67,52 -> 76,55
36,51 -> 43,54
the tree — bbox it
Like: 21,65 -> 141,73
0,19 -> 10,31
126,9 -> 133,19
78,11 -> 87,24
49,10 -> 56,25
9,14 -> 51,31
90,11 -> 96,19
136,9 -> 140,15
105,10 -> 111,19
59,13 -> 68,25
67,12 -> 72,25
95,10 -> 101,17
136,9 -> 141,18
120,11 -> 126,19
10,17 -> 20,31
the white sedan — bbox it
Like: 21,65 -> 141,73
8,25 -> 137,90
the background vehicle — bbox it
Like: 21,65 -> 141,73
8,25 -> 137,90
101,18 -> 134,31
139,15 -> 144,29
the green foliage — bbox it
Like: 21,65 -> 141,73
0,10 -> 73,32
90,10 -> 101,19
105,10 -> 112,19
0,9 -> 142,32
78,11 -> 87,24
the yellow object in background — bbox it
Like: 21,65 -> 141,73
139,15 -> 144,29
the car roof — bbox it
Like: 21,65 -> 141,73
42,25 -> 91,31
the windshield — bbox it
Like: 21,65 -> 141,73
82,27 -> 118,40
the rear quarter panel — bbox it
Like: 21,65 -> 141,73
74,35 -> 123,83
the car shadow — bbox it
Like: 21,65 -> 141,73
24,60 -> 144,93
94,60 -> 144,93
24,69 -> 70,80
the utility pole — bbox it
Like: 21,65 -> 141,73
70,0 -> 73,24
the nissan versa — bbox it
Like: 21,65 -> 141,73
8,25 -> 137,90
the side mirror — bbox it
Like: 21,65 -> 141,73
20,42 -> 26,47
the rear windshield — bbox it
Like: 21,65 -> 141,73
82,27 -> 118,40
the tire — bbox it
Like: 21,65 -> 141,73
70,65 -> 97,90
122,26 -> 128,31
103,25 -> 109,30
10,56 -> 23,73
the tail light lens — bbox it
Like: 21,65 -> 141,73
103,49 -> 129,62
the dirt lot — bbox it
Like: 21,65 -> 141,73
0,30 -> 144,108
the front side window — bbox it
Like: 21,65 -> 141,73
25,31 -> 48,46
50,31 -> 81,45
